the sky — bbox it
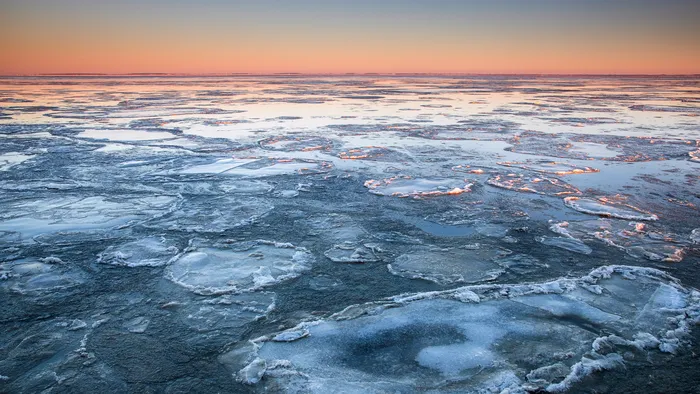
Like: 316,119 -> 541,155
1,0 -> 699,75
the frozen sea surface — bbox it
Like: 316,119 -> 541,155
0,76 -> 699,393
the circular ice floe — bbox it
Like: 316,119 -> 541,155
563,197 -> 658,221
388,245 -> 510,285
0,258 -> 84,294
165,240 -> 313,295
229,266 -> 700,393
98,236 -> 180,267
364,177 -> 472,198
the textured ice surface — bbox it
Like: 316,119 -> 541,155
497,161 -> 599,175
98,236 -> 179,267
166,240 -> 313,295
537,236 -> 593,255
551,220 -> 689,262
488,174 -> 581,196
388,245 -> 509,284
0,258 -> 84,294
232,266 -> 700,393
324,243 -> 381,263
0,152 -> 35,171
365,176 -> 472,198
146,196 -> 272,233
77,128 -> 177,141
177,292 -> 276,332
0,195 -> 177,241
564,197 -> 658,221
1,76 -> 699,393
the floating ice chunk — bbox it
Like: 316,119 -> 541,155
0,258 -> 83,294
147,196 -> 272,233
487,174 -> 581,196
551,219 -> 687,262
303,214 -> 368,243
568,141 -> 621,159
178,292 -> 276,333
324,243 -> 380,263
0,195 -> 177,241
237,358 -> 267,384
222,158 -> 333,178
177,158 -> 259,175
231,266 -> 700,393
691,228 -> 700,245
77,128 -> 177,141
537,236 -> 593,254
494,254 -> 548,275
364,176 -> 472,198
166,240 -> 313,295
124,317 -> 150,333
336,146 -> 404,161
388,245 -> 509,285
497,161 -> 599,175
0,152 -> 35,171
98,237 -> 179,267
259,136 -> 332,152
564,197 -> 658,221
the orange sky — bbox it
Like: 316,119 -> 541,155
1,1 -> 698,75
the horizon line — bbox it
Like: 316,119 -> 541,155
1,72 -> 699,78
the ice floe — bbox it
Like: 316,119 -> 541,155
388,245 -> 510,285
165,240 -> 313,295
229,266 -> 700,393
563,197 -> 658,221
488,174 -> 581,196
364,176 -> 472,198
97,236 -> 180,267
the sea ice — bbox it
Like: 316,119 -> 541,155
0,152 -> 35,171
98,237 -> 179,267
497,161 -> 599,175
0,258 -> 84,294
230,266 -> 700,393
564,197 -> 658,221
364,176 -> 472,198
488,174 -> 581,196
388,245 -> 509,285
165,240 -> 313,295
146,196 -> 272,233
537,236 -> 593,255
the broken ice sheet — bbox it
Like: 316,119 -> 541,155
487,174 -> 581,196
258,135 -> 333,151
175,292 -> 276,333
0,258 -> 84,295
0,152 -> 35,171
537,236 -> 593,255
76,128 -> 178,141
230,266 -> 700,393
0,195 -> 177,241
364,176 -> 472,198
165,240 -> 313,295
97,236 -> 179,267
324,242 -> 381,263
564,196 -> 658,221
550,220 -> 689,262
145,196 -> 272,233
388,245 -> 510,285
497,161 -> 599,175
